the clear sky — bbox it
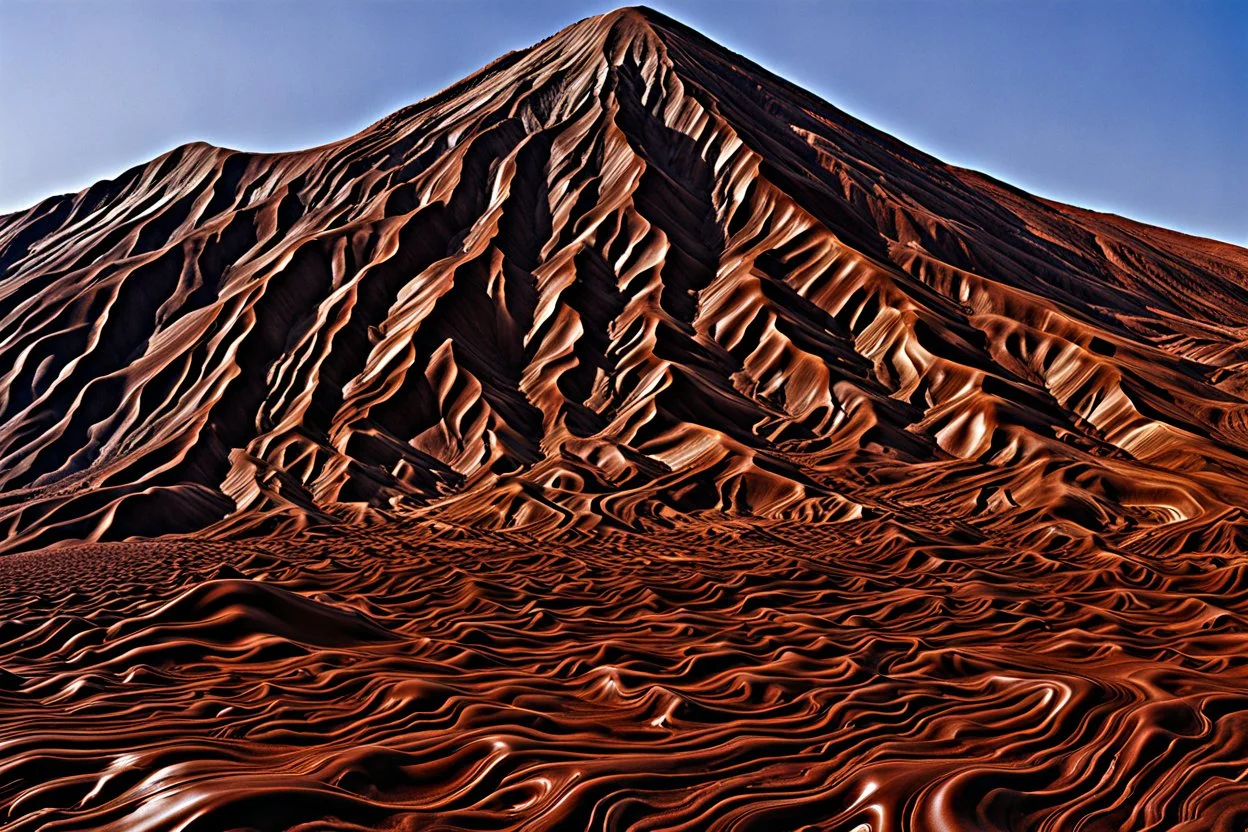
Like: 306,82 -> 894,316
2,0 -> 1244,244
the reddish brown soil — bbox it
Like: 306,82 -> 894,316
2,524 -> 1248,831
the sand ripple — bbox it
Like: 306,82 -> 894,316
0,526 -> 1246,830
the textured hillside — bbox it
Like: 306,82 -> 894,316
3,8 -> 1248,830
2,7 -> 1246,556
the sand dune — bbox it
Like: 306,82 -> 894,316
1,6 -> 1247,829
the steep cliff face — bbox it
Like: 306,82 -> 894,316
2,7 -> 1247,556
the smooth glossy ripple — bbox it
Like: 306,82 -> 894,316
1,524 -> 1248,830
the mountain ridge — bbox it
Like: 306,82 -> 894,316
1,5 -> 1247,556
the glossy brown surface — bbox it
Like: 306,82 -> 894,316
1,7 -> 1247,830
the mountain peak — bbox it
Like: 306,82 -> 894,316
568,5 -> 675,34
540,4 -> 684,69
0,8 -> 1245,560
594,5 -> 666,24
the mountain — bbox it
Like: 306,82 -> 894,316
2,7 -> 1247,557
3,8 -> 1248,831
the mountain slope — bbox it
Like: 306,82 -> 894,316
1,6 -> 1246,557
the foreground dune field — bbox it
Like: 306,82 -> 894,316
3,523 -> 1248,831
1,7 -> 1247,830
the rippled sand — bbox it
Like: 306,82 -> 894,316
1,523 -> 1246,830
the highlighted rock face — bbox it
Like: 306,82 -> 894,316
1,8 -> 1248,830
1,7 -> 1245,556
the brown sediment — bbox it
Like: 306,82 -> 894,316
1,7 -> 1247,830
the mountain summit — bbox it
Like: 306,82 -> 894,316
1,6 -> 1246,555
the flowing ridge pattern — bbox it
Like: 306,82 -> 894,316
1,7 -> 1248,830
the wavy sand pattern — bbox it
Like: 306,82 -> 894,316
1,7 -> 1248,830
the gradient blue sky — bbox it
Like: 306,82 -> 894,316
2,0 -> 1244,244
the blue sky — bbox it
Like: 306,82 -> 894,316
2,0 -> 1244,244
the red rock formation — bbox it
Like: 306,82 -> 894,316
2,7 -> 1245,555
